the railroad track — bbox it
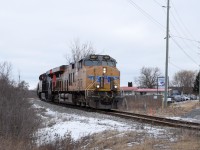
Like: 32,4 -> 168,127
98,109 -> 200,131
39,99 -> 200,131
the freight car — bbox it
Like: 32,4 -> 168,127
37,54 -> 123,109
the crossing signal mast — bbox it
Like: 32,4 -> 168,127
164,0 -> 170,107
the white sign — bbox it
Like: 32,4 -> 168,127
158,77 -> 165,88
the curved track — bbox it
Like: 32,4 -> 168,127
43,99 -> 200,131
98,109 -> 200,131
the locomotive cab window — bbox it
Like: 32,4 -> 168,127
84,60 -> 116,67
102,61 -> 116,67
84,60 -> 101,66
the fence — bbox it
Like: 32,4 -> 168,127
118,95 -> 163,115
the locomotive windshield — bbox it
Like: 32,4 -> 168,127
84,60 -> 116,67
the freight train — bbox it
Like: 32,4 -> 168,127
37,54 -> 123,109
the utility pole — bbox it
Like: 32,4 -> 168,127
164,0 -> 170,107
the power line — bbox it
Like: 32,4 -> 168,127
126,0 -> 199,69
170,10 -> 199,49
169,19 -> 198,55
171,37 -> 199,66
171,35 -> 200,43
170,1 -> 198,41
169,61 -> 183,70
167,7 -> 199,56
152,0 -> 169,17
152,0 -> 164,7
127,0 -> 165,31
170,11 -> 189,39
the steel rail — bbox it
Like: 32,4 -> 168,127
39,99 -> 200,131
98,109 -> 200,131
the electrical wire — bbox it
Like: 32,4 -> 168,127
171,0 -> 198,42
152,0 -> 164,7
126,0 -> 199,69
169,61 -> 183,70
167,2 -> 200,62
171,37 -> 199,67
127,0 -> 165,31
169,18 -> 198,55
171,35 -> 200,43
170,10 -> 199,49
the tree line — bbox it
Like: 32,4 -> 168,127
134,66 -> 199,94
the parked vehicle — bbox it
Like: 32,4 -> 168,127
188,94 -> 197,100
174,95 -> 182,102
167,97 -> 174,103
181,95 -> 190,101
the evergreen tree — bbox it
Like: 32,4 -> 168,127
193,71 -> 200,94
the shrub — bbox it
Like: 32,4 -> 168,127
0,62 -> 40,148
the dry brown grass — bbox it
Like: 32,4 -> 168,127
75,130 -> 174,150
0,138 -> 35,150
75,129 -> 200,150
77,130 -> 147,150
121,95 -> 200,117
169,130 -> 200,150
171,140 -> 200,150
156,100 -> 200,117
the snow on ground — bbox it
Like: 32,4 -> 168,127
168,116 -> 200,123
32,101 -> 167,144
33,103 -> 133,143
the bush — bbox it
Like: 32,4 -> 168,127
0,62 -> 40,148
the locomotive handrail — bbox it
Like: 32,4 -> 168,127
84,66 -> 101,99
85,81 -> 96,99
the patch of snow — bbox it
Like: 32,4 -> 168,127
35,104 -> 133,143
33,103 -> 168,144
168,116 -> 200,123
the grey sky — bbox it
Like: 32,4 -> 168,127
0,0 -> 199,89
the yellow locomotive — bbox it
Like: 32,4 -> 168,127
37,54 -> 122,109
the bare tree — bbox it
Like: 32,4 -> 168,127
18,80 -> 29,90
65,39 -> 96,64
171,70 -> 196,94
0,62 -> 12,84
193,71 -> 199,94
0,61 -> 40,147
135,67 -> 162,88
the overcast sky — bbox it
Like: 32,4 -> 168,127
1,0 -> 200,89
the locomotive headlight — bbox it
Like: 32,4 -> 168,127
96,85 -> 100,88
103,67 -> 107,74
114,85 -> 118,89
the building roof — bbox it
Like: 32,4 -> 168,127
120,86 -> 138,91
136,88 -> 165,92
120,86 -> 170,92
